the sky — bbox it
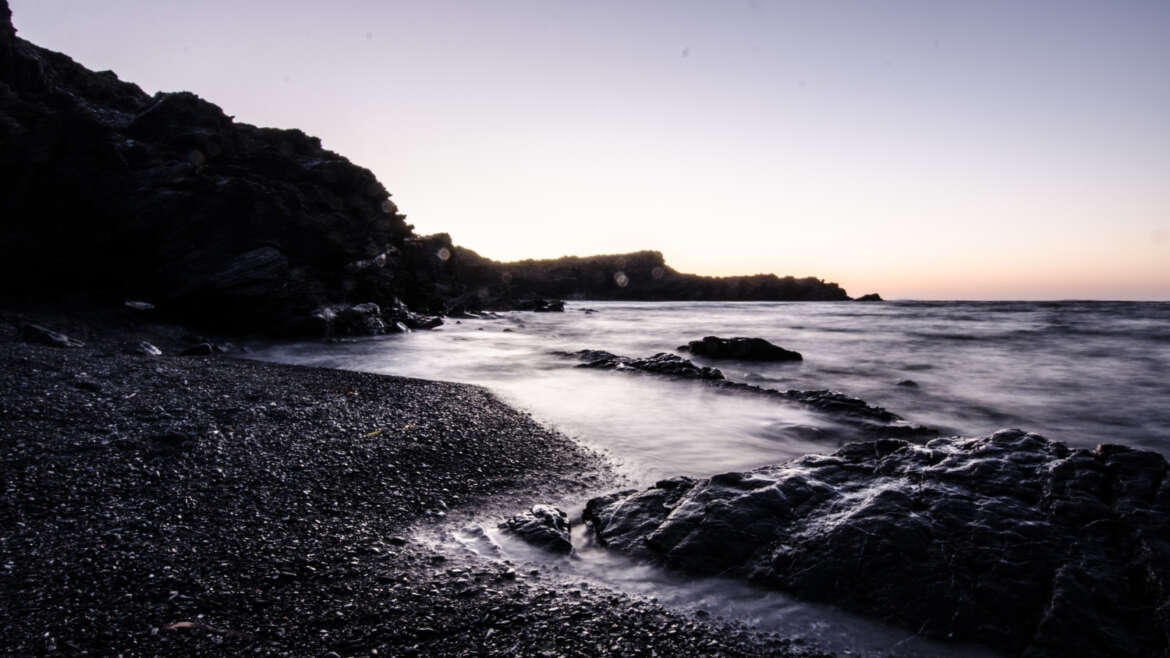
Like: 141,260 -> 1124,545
10,0 -> 1170,299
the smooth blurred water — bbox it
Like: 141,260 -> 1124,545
248,300 -> 1170,657
250,300 -> 1170,482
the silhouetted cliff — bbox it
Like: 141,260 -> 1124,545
1,1 -> 864,333
0,1 -> 460,334
453,249 -> 851,303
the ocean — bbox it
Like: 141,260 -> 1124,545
248,300 -> 1170,656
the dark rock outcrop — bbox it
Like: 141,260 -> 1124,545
20,323 -> 84,348
585,430 -> 1170,657
562,349 -> 933,439
678,336 -> 802,362
571,350 -> 725,380
854,293 -> 883,302
0,5 -> 459,335
499,504 -> 572,554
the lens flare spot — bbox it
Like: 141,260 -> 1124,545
614,271 -> 629,288
380,199 -> 396,214
651,267 -> 665,280
437,247 -> 451,262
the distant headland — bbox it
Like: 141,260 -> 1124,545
452,247 -> 858,304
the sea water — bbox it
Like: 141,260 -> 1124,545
248,300 -> 1170,656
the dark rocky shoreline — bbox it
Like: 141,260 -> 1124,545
583,431 -> 1170,657
0,309 -> 825,657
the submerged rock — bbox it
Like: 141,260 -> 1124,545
678,336 -> 802,362
20,324 -> 84,348
584,430 -> 1170,657
573,350 -> 724,380
562,349 -> 932,439
499,505 -> 572,554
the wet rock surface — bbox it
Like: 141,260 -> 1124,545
0,311 -> 821,657
678,336 -> 803,362
571,349 -> 726,380
499,505 -> 573,554
563,349 -> 934,440
585,430 -> 1170,657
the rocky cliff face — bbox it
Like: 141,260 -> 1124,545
0,1 -> 459,335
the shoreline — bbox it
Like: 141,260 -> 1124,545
0,308 -> 825,656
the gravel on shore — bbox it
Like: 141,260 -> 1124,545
0,308 -> 827,657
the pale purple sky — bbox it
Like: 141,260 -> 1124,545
11,0 -> 1170,299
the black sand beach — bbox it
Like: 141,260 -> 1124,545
0,310 -> 824,656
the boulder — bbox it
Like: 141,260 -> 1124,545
20,323 -> 84,348
584,430 -> 1170,657
678,336 -> 802,362
499,505 -> 572,554
334,303 -> 387,336
855,293 -> 883,302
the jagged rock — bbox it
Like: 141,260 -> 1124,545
855,293 -> 883,302
384,297 -> 443,330
335,303 -> 387,336
585,430 -> 1170,657
499,505 -> 572,554
572,350 -> 724,380
19,324 -> 84,348
678,336 -> 802,362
